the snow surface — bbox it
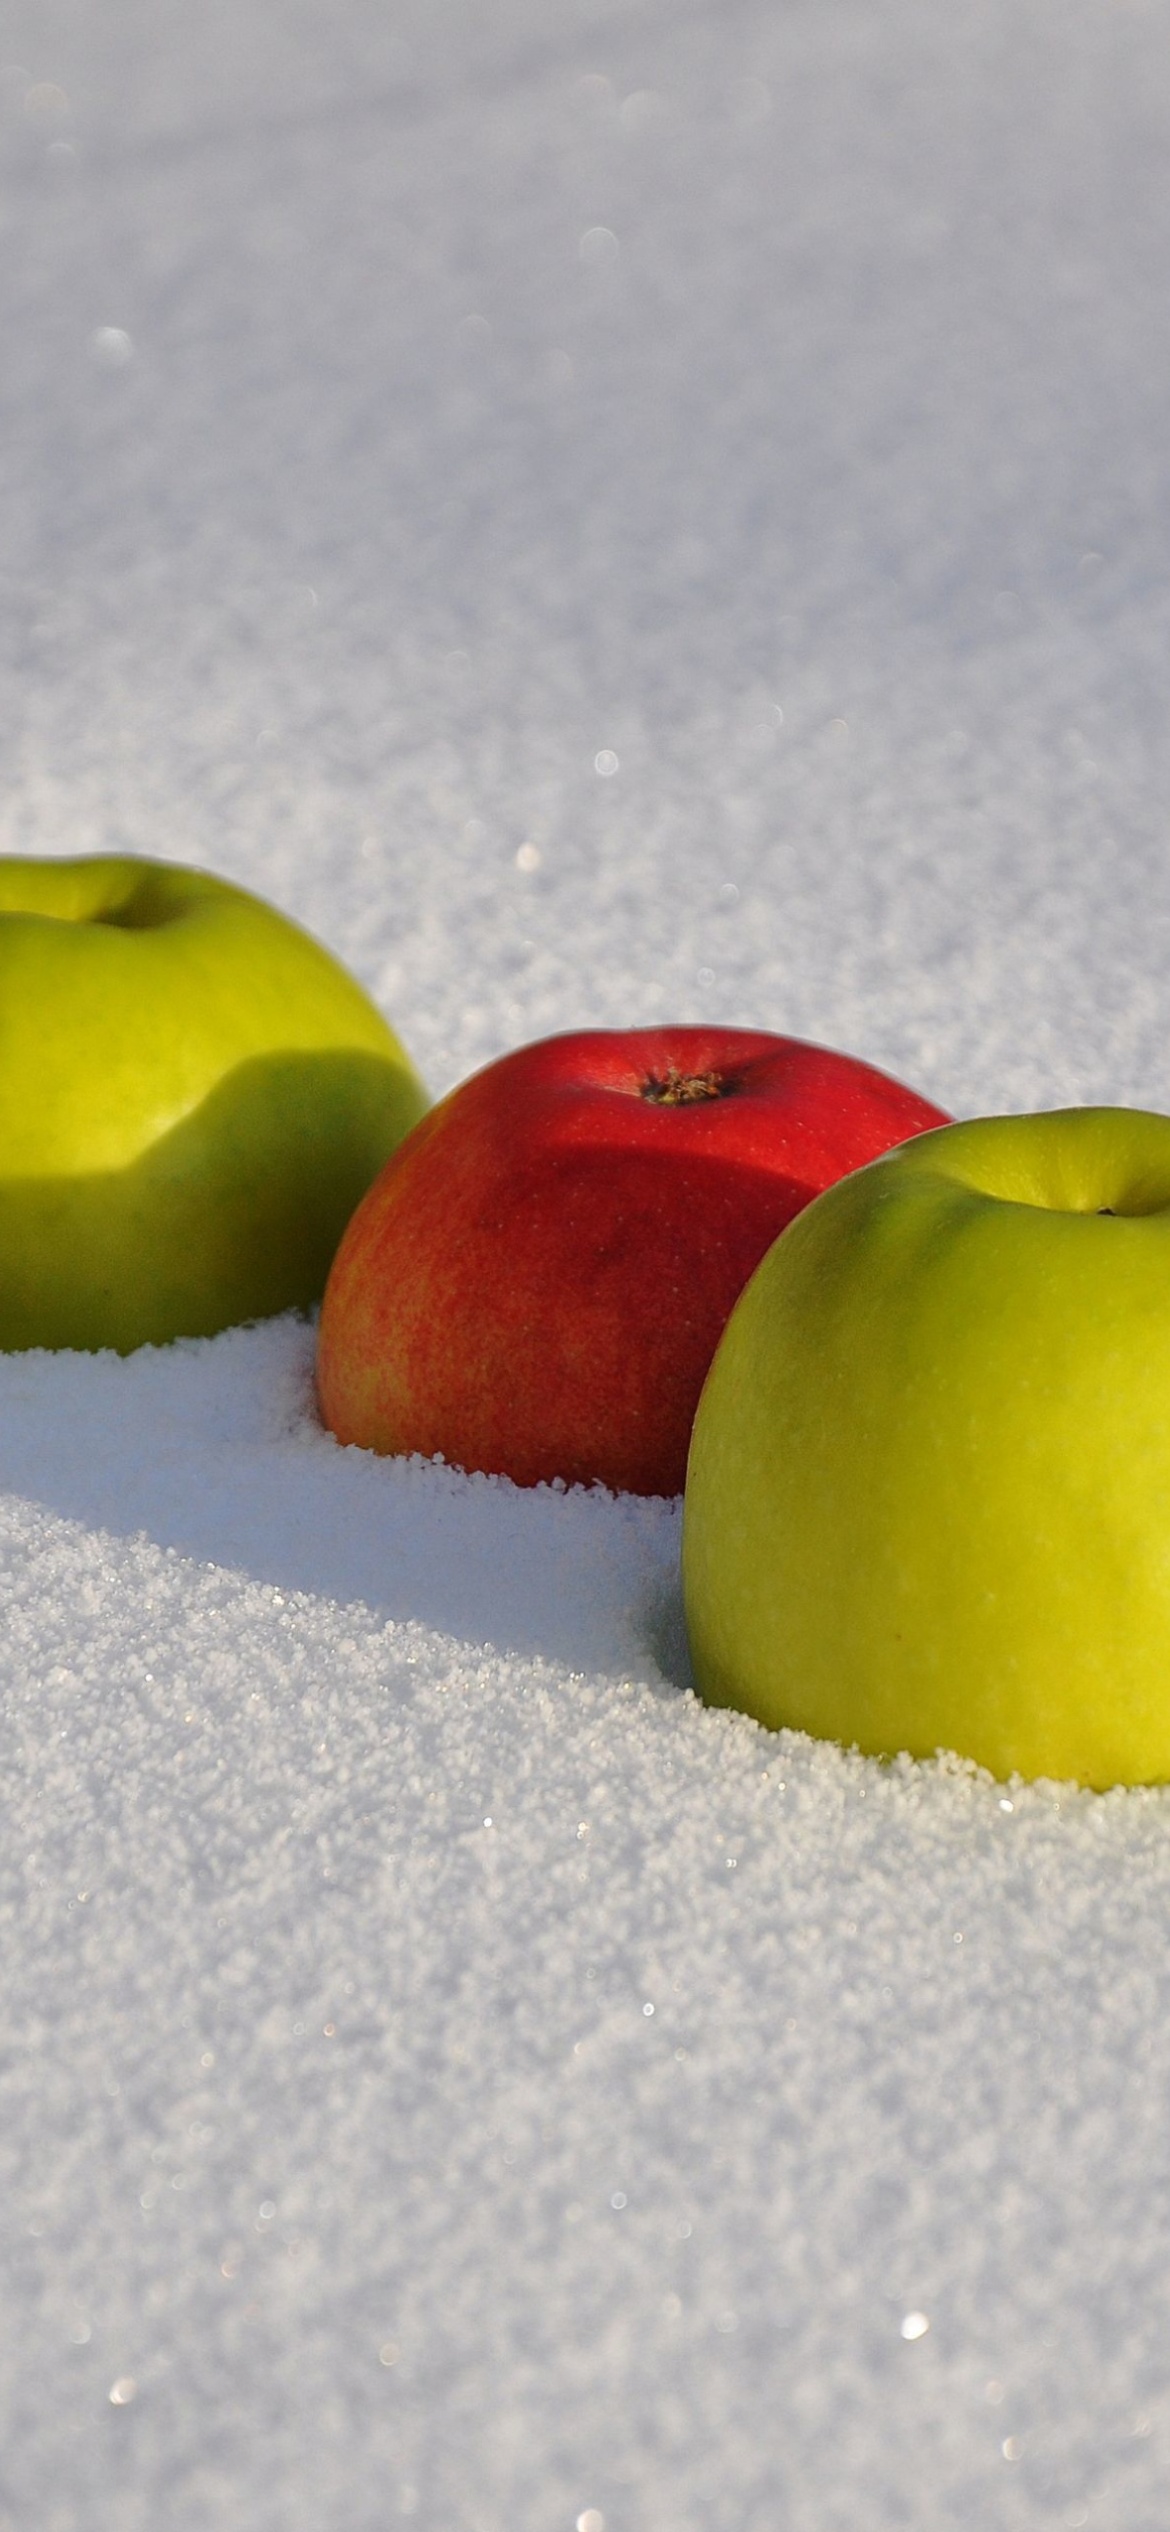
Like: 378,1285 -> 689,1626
4,0 -> 1170,2522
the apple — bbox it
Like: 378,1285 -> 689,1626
682,1104 -> 1170,1789
315,1025 -> 948,1496
0,852 -> 428,1351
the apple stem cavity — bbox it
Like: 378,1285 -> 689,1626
640,1064 -> 725,1106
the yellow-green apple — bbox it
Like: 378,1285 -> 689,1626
683,1104 -> 1170,1788
315,1025 -> 948,1495
0,853 -> 427,1351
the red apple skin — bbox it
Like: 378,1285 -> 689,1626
315,1027 -> 950,1497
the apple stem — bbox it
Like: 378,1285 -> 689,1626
641,1064 -> 724,1106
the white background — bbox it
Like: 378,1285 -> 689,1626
2,2 -> 1170,2525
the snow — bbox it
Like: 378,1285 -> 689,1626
2,0 -> 1170,2522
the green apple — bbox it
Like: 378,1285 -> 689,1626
0,853 -> 427,1351
683,1106 -> 1170,1789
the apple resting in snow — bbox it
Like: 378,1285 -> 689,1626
315,1025 -> 948,1496
683,1105 -> 1170,1788
0,853 -> 428,1352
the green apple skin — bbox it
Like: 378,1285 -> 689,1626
683,1107 -> 1170,1790
0,854 -> 428,1351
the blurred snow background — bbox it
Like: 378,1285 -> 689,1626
2,0 -> 1170,2523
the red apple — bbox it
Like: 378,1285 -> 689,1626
315,1027 -> 950,1496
